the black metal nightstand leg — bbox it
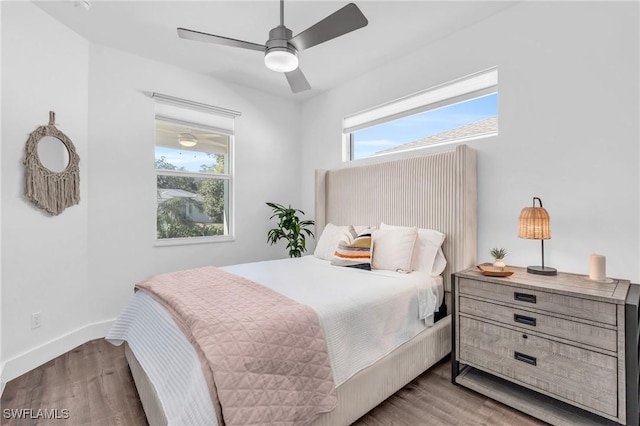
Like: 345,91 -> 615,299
450,272 -> 459,385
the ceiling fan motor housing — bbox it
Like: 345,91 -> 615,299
264,26 -> 299,72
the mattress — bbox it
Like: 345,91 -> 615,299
107,256 -> 443,426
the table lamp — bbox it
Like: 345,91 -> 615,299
518,197 -> 557,276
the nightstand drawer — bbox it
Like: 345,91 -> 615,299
459,296 -> 617,352
458,278 -> 617,325
458,316 -> 618,417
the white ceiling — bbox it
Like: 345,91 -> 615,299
35,1 -> 517,102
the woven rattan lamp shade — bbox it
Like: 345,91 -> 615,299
518,197 -> 556,275
518,206 -> 551,240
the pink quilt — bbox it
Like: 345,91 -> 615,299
135,266 -> 336,426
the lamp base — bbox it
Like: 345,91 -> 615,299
527,265 -> 557,276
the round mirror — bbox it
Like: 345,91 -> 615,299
37,136 -> 69,172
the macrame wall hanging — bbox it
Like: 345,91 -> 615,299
23,111 -> 80,216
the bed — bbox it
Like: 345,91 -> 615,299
109,144 -> 477,426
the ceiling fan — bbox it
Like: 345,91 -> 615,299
177,1 -> 368,93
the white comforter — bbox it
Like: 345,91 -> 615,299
107,256 -> 442,426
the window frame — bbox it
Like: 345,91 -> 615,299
343,67 -> 498,162
152,93 -> 239,246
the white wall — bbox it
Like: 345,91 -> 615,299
1,1 -> 90,380
0,0 -> 4,395
300,1 -> 640,283
1,2 -> 302,384
87,45 -> 302,324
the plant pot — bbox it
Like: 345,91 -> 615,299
493,259 -> 506,268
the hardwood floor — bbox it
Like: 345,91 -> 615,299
1,339 -> 545,426
354,364 -> 544,426
1,340 -> 146,426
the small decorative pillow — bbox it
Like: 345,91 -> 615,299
331,226 -> 372,270
371,227 -> 418,272
314,223 -> 350,261
380,223 -> 446,276
353,225 -> 376,235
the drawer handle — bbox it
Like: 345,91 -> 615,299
514,314 -> 537,326
514,292 -> 537,304
514,351 -> 537,366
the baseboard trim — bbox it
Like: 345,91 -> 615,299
0,319 -> 114,390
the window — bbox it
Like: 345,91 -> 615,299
344,68 -> 498,161
152,93 -> 239,243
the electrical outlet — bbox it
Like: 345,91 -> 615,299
31,312 -> 41,329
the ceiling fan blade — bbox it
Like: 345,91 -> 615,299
289,3 -> 368,51
285,68 -> 312,93
177,28 -> 266,52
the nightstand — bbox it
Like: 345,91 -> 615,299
451,266 -> 640,426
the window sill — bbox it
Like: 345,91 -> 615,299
154,235 -> 235,247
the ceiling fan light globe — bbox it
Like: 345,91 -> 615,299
178,133 -> 198,147
264,48 -> 298,73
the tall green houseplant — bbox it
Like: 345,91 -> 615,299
266,202 -> 315,258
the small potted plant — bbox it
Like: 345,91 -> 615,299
490,247 -> 508,268
266,202 -> 315,258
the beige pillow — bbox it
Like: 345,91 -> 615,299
371,227 -> 418,272
380,223 -> 446,275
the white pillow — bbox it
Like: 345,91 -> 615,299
432,248 -> 447,275
314,223 -> 350,261
371,227 -> 418,272
380,223 -> 446,276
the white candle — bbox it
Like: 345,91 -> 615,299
589,254 -> 606,281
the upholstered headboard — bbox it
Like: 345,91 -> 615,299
315,144 -> 477,306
